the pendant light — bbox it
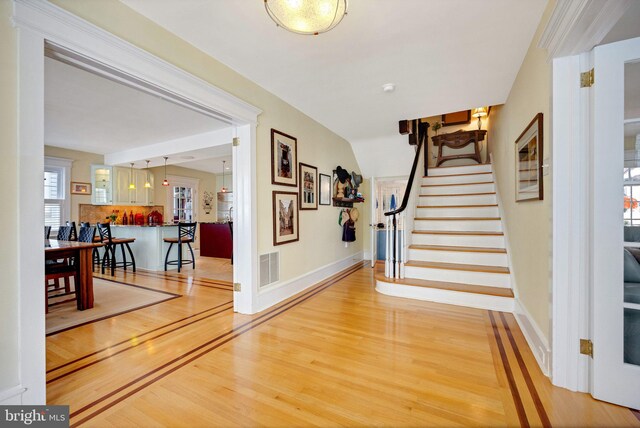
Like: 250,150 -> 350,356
128,163 -> 136,190
220,160 -> 228,193
144,160 -> 152,188
162,157 -> 169,187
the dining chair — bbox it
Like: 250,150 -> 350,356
81,222 -> 101,269
97,222 -> 136,276
56,225 -> 73,241
65,221 -> 78,241
163,222 -> 197,272
44,225 -> 51,239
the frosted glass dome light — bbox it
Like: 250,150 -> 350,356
264,0 -> 348,35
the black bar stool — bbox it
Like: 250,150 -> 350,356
164,222 -> 196,272
97,223 -> 136,276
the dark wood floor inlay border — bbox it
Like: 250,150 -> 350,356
488,310 -> 529,428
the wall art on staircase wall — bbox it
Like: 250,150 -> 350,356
515,112 -> 543,201
271,128 -> 298,187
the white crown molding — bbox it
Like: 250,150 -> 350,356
538,0 -> 632,59
11,0 -> 261,125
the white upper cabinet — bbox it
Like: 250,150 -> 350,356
91,165 -> 154,206
91,165 -> 113,205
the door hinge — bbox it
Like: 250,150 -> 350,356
580,339 -> 593,357
580,68 -> 594,88
232,137 -> 240,147
233,282 -> 241,292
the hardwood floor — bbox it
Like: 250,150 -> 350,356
46,260 -> 639,427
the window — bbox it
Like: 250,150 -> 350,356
44,157 -> 72,233
624,168 -> 640,226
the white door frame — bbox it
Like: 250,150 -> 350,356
12,0 -> 260,404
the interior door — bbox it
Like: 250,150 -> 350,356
592,36 -> 640,410
370,177 -> 377,268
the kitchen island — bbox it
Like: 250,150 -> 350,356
111,225 -> 179,271
200,222 -> 232,259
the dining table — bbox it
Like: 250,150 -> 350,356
45,239 -> 103,310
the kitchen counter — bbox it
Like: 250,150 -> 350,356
111,225 -> 179,271
111,224 -> 178,227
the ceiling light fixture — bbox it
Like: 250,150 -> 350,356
382,83 -> 396,93
471,107 -> 488,130
128,163 -> 136,190
220,160 -> 228,193
264,0 -> 348,35
144,160 -> 152,188
162,157 -> 170,187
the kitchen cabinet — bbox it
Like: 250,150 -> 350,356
91,165 -> 154,206
200,222 -> 232,259
91,165 -> 113,205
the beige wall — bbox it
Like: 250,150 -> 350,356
488,2 -> 554,342
44,146 -> 104,223
0,0 -> 20,393
48,0 -> 363,283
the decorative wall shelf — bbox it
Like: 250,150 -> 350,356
332,198 -> 363,208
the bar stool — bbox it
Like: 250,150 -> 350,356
164,222 -> 196,272
97,223 -> 136,276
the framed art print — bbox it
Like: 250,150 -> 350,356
273,191 -> 299,246
299,163 -> 318,210
319,173 -> 331,205
515,112 -> 543,201
71,182 -> 92,195
271,129 -> 297,187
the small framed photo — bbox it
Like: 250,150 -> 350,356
71,182 -> 92,195
515,112 -> 543,202
319,173 -> 331,205
273,191 -> 299,246
271,129 -> 297,187
299,163 -> 317,210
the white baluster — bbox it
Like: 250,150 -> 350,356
401,212 -> 406,279
385,215 -> 390,278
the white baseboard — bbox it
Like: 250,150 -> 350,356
256,252 -> 364,313
514,299 -> 551,376
0,385 -> 26,405
376,279 -> 515,312
363,251 -> 372,260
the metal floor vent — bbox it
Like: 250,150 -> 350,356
259,252 -> 279,287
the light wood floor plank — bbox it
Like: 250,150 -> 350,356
44,259 -> 639,427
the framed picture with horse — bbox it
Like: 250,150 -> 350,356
271,128 -> 298,187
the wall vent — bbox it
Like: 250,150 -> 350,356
259,252 -> 279,287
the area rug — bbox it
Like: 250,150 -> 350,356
46,278 -> 180,335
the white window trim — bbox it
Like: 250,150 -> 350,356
44,156 -> 72,229
165,175 -> 200,223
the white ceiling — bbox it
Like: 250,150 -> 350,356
45,57 -> 233,174
121,0 -> 547,144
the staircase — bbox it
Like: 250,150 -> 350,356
376,163 -> 515,312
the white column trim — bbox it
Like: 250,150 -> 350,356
551,53 -> 592,392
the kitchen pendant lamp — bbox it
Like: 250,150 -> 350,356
220,160 -> 228,193
128,163 -> 136,190
162,157 -> 170,187
144,160 -> 152,188
264,0 -> 348,35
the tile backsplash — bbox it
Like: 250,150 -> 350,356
79,204 -> 165,225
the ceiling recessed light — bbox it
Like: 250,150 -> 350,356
382,83 -> 395,93
181,155 -> 195,160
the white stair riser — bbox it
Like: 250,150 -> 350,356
419,193 -> 497,206
414,219 -> 502,232
376,280 -> 514,312
409,249 -> 509,267
416,206 -> 499,217
421,182 -> 495,195
404,266 -> 511,288
412,233 -> 505,248
422,173 -> 493,186
428,164 -> 492,176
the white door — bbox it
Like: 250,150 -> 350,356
592,36 -> 640,409
370,177 -> 377,267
